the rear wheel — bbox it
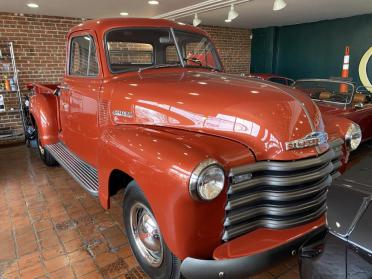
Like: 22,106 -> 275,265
36,126 -> 58,167
123,181 -> 182,279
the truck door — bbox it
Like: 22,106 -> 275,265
59,33 -> 102,167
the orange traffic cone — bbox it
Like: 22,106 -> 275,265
340,46 -> 350,93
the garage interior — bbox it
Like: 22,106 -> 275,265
0,0 -> 372,278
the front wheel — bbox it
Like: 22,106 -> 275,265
123,181 -> 182,279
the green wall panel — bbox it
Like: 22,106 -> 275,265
251,13 -> 372,86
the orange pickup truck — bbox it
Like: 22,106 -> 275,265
28,18 -> 361,279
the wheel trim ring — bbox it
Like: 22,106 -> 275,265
129,202 -> 164,268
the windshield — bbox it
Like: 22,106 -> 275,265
293,80 -> 355,104
105,28 -> 222,73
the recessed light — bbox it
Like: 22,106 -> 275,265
120,12 -> 129,16
225,19 -> 231,23
27,3 -> 39,8
148,0 -> 159,4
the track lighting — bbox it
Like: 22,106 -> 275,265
273,0 -> 287,11
193,13 -> 202,27
227,4 -> 239,21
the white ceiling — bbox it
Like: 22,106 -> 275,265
0,0 -> 371,28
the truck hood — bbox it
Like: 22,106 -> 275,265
107,69 -> 328,161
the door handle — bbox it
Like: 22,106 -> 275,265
59,85 -> 70,91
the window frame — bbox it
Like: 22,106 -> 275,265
104,27 -> 222,74
104,27 -> 170,74
68,34 -> 100,77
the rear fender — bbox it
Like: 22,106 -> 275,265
97,125 -> 254,260
30,93 -> 59,146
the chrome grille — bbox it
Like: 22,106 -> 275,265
223,139 -> 343,241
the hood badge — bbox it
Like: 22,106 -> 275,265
285,132 -> 328,151
112,110 -> 133,118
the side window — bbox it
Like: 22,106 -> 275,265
69,36 -> 99,76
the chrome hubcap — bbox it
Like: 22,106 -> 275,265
130,202 -> 164,267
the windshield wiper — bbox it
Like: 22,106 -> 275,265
138,63 -> 181,73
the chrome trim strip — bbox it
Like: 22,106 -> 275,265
222,204 -> 326,241
229,162 -> 333,194
224,191 -> 327,227
229,149 -> 335,177
225,175 -> 332,211
229,139 -> 343,177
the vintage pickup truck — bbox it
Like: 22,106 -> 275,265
29,18 -> 362,279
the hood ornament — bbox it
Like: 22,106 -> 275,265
285,132 -> 328,151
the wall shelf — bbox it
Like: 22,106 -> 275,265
0,42 -> 25,144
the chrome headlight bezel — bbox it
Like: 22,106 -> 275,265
345,123 -> 362,151
189,159 -> 225,201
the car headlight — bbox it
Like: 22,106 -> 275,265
345,123 -> 362,151
189,159 -> 225,201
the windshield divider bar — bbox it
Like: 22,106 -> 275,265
170,28 -> 185,68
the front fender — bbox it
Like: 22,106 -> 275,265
97,125 -> 254,260
30,94 -> 59,146
323,114 -> 356,171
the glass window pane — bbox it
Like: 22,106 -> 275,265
165,45 -> 179,64
70,36 -> 99,77
88,40 -> 99,76
108,42 -> 153,65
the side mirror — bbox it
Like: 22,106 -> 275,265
354,102 -> 364,109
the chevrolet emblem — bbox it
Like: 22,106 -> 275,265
285,132 -> 328,151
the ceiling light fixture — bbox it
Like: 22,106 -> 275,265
27,3 -> 39,8
193,13 -> 202,27
227,4 -> 239,21
148,0 -> 159,4
153,0 -> 252,20
273,0 -> 287,11
120,12 -> 129,16
225,19 -> 231,23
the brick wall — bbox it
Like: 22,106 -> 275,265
0,12 -> 82,145
202,25 -> 251,74
0,12 -> 251,145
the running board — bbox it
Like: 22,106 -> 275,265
45,142 -> 99,196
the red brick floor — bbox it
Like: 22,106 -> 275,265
0,145 -> 300,279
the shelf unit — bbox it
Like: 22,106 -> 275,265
0,42 -> 26,143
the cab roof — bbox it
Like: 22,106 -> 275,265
68,18 -> 208,37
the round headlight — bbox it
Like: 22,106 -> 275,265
345,123 -> 362,151
189,159 -> 225,201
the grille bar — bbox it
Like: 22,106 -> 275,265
225,175 -> 332,211
224,190 -> 327,227
223,139 -> 344,242
223,204 -> 327,241
228,162 -> 334,194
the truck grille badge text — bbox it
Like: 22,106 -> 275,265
285,132 -> 328,150
112,110 -> 133,118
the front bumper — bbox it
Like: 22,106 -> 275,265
181,225 -> 325,279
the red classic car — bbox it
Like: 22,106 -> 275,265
249,73 -> 295,86
28,18 -> 361,279
294,79 -> 371,143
